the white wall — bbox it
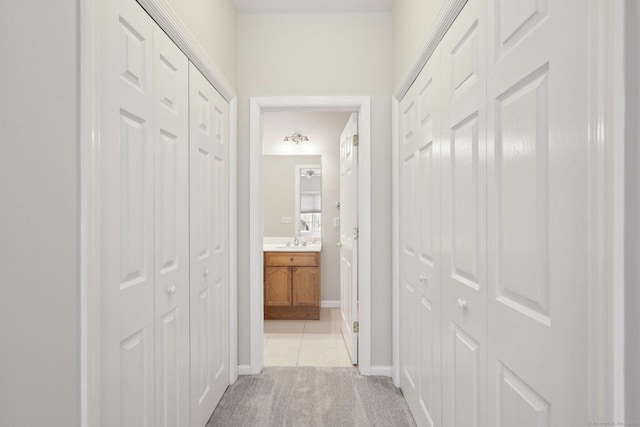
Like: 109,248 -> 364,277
626,0 -> 640,420
392,0 -> 443,89
237,13 -> 393,367
164,0 -> 237,87
0,2 -> 79,426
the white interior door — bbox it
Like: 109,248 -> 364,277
189,63 -> 230,427
153,26 -> 190,427
339,112 -> 358,364
100,0 -> 155,425
440,0 -> 488,425
486,0 -> 588,423
399,47 -> 442,427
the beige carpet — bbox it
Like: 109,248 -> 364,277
207,367 -> 416,427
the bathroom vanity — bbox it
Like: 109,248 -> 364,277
264,245 -> 321,320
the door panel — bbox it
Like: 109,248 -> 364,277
339,113 -> 359,364
400,46 -> 442,427
100,0 -> 155,424
189,63 -> 230,427
153,25 -> 189,427
486,0 -> 588,423
440,0 -> 487,425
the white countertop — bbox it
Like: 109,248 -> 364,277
263,243 -> 322,252
262,237 -> 322,252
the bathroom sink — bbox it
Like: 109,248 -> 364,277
263,243 -> 322,252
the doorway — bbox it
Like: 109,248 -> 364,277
248,96 -> 372,375
260,111 -> 353,367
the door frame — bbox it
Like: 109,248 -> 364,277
248,96 -> 372,375
80,0 -> 238,425
391,0 -> 627,421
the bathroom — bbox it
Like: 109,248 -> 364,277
261,111 -> 354,367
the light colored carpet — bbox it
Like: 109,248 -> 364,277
207,367 -> 416,427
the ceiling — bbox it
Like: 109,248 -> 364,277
233,0 -> 394,14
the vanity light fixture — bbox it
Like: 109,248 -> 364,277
283,133 -> 310,145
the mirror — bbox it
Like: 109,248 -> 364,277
296,165 -> 321,238
262,155 -> 322,240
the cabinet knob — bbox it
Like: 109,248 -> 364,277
290,258 -> 294,262
203,269 -> 209,278
457,298 -> 468,310
418,274 -> 427,282
167,285 -> 177,295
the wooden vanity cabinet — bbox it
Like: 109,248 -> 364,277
264,252 -> 320,320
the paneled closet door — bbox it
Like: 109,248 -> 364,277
153,26 -> 190,427
100,0 -> 155,425
486,0 -> 589,424
399,47 -> 442,427
189,63 -> 230,427
439,0 -> 487,424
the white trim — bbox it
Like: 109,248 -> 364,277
249,96 -> 372,376
81,0 -> 238,423
135,0 -> 236,102
393,0 -> 468,100
320,300 -> 341,308
587,0 -> 626,421
80,0 -> 101,425
237,365 -> 254,376
370,366 -> 393,378
391,98 -> 400,387
229,96 -> 238,385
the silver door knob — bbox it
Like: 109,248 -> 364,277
337,242 -> 343,248
167,285 -> 177,295
457,298 -> 468,309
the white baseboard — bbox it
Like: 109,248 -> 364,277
237,365 -> 257,376
370,365 -> 393,377
320,300 -> 340,308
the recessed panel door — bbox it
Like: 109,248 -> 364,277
486,0 -> 589,424
153,25 -> 189,427
399,47 -> 442,427
189,63 -> 230,427
100,0 -> 155,425
339,112 -> 359,364
440,0 -> 487,425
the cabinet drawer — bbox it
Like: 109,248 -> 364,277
264,252 -> 319,267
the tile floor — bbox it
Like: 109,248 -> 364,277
263,307 -> 355,367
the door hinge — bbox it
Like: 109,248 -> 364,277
352,134 -> 359,146
352,227 -> 359,240
353,321 -> 359,333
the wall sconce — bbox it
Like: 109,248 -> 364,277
283,133 -> 310,145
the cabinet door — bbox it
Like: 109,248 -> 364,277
264,267 -> 292,306
292,267 -> 319,307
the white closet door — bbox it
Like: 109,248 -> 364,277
440,0 -> 487,424
486,0 -> 588,424
189,63 -> 230,427
153,26 -> 190,427
100,0 -> 155,425
339,112 -> 358,364
399,48 -> 442,427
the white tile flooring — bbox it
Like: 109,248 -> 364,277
263,307 -> 355,367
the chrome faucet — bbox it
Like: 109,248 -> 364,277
294,236 -> 299,246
